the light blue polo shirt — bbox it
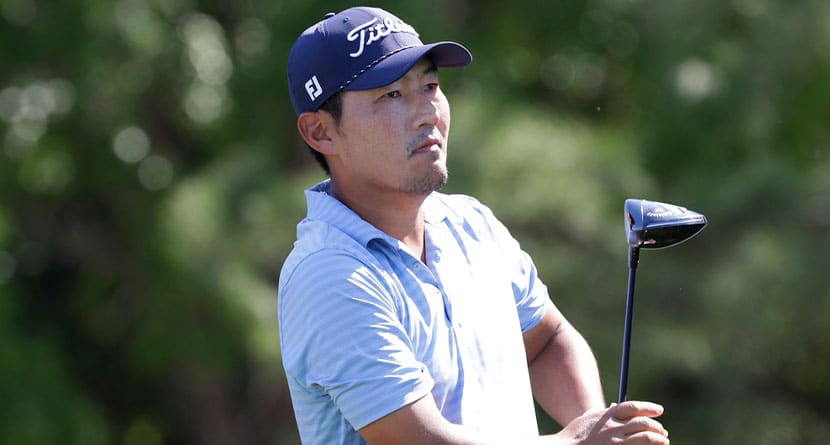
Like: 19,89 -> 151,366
278,180 -> 549,444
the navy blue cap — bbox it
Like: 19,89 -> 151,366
288,7 -> 473,115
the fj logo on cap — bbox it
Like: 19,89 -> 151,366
305,76 -> 323,101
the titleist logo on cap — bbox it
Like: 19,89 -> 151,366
346,17 -> 419,58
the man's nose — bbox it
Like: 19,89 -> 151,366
414,94 -> 441,129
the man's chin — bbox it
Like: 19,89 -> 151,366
407,170 -> 448,196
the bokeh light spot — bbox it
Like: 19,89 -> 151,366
676,58 -> 719,102
113,127 -> 151,164
182,13 -> 233,85
183,83 -> 229,125
138,154 -> 174,191
235,18 -> 271,65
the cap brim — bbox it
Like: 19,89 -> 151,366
345,41 -> 472,91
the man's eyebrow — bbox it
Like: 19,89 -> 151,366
423,62 -> 438,74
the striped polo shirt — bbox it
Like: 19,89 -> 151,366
278,179 -> 549,444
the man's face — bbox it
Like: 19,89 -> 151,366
329,58 -> 451,196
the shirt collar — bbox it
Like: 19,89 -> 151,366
305,179 -> 393,248
304,179 -> 452,247
422,192 -> 451,225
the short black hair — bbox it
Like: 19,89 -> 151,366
307,92 -> 342,175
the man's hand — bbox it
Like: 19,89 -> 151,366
557,401 -> 669,444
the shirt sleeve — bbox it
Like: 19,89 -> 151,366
463,196 -> 550,333
278,249 -> 434,430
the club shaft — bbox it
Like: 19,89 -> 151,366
618,247 -> 639,403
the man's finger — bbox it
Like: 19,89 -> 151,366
623,431 -> 670,444
622,416 -> 668,437
611,400 -> 664,420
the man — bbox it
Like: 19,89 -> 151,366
279,6 -> 670,444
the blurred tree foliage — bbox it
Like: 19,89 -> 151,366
1,0 -> 828,443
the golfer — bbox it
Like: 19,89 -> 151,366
278,6 -> 670,444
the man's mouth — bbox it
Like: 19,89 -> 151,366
409,136 -> 442,156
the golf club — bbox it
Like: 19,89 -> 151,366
618,198 -> 708,403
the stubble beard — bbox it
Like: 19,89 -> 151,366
405,130 -> 449,196
406,166 -> 448,196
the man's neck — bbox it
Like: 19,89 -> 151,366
331,179 -> 428,261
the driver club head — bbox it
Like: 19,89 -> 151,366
625,199 -> 708,249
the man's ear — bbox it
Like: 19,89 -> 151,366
297,111 -> 337,156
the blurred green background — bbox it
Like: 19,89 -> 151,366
1,0 -> 828,443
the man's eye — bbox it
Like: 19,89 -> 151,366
384,90 -> 401,98
425,83 -> 439,91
